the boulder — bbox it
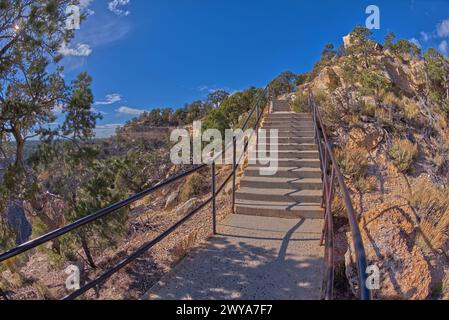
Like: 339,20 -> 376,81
345,203 -> 432,300
164,191 -> 179,209
175,198 -> 203,216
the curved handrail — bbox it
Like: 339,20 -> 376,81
308,90 -> 371,300
0,86 -> 269,300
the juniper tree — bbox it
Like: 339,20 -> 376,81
0,1 -> 96,247
424,48 -> 449,114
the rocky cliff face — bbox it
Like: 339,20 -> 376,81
298,32 -> 449,300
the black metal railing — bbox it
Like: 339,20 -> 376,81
1,85 -> 370,300
0,87 -> 269,300
308,90 -> 371,300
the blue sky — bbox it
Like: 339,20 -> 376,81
59,0 -> 449,137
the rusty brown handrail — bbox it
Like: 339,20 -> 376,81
308,90 -> 371,300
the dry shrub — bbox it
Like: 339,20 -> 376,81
389,138 -> 418,173
383,92 -> 401,107
180,172 -> 208,203
402,98 -> 421,122
335,146 -> 369,181
410,179 -> 449,251
171,231 -> 199,264
291,91 -> 309,113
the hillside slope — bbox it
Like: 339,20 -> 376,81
288,28 -> 449,299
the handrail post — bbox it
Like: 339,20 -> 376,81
232,136 -> 237,213
211,162 -> 217,235
256,103 -> 260,145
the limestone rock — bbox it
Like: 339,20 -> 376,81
165,191 -> 179,209
175,198 -> 203,216
345,203 -> 432,300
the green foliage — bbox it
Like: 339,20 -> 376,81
345,26 -> 376,69
202,108 -> 229,135
424,48 -> 449,116
207,90 -> 229,108
384,32 -> 421,58
31,141 -> 129,266
202,87 -> 265,135
126,100 -> 214,129
267,71 -> 298,98
62,73 -> 101,141
310,43 -> 337,80
389,138 -> 418,173
359,69 -> 390,106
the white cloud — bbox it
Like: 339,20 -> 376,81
410,38 -> 422,49
420,31 -> 432,42
53,104 -> 65,114
117,106 -> 146,115
79,0 -> 94,8
438,40 -> 448,55
437,19 -> 449,38
95,93 -> 123,105
59,42 -> 92,57
108,0 -> 131,16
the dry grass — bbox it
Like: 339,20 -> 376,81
410,179 -> 449,251
291,91 -> 309,113
335,145 -> 369,181
180,172 -> 208,203
389,138 -> 418,173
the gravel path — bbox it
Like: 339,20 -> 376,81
145,214 -> 324,300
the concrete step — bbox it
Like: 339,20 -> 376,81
256,143 -> 318,151
272,101 -> 291,113
263,120 -> 314,126
236,187 -> 323,203
267,116 -> 312,121
268,137 -> 315,144
263,125 -> 314,131
257,150 -> 319,159
263,132 -> 314,138
244,167 -> 322,179
240,176 -> 322,190
268,112 -> 311,118
260,129 -> 315,136
235,199 -> 324,219
249,158 -> 321,168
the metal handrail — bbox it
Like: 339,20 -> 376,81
0,87 -> 269,300
308,90 -> 371,300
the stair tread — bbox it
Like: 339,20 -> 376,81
235,199 -> 323,210
241,176 -> 322,184
237,187 -> 322,196
245,166 -> 321,172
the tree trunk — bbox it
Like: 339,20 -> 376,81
11,126 -> 25,170
81,236 -> 96,269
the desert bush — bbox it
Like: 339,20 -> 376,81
402,98 -> 421,122
410,179 -> 449,251
360,101 -> 376,118
171,231 -> 199,264
389,138 -> 418,173
335,146 -> 369,181
180,172 -> 208,203
291,92 -> 309,113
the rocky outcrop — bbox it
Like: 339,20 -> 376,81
345,203 -> 432,300
165,191 -> 179,209
175,198 -> 203,216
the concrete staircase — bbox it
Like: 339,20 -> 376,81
235,100 -> 324,219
